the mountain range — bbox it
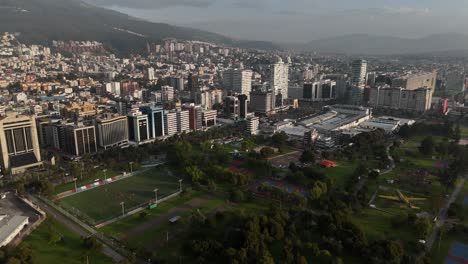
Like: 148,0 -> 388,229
295,33 -> 468,55
0,0 -> 278,53
1,0 -> 468,55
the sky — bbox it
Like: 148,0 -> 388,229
86,0 -> 468,43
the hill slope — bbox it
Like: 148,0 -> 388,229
0,0 -> 277,53
299,33 -> 468,55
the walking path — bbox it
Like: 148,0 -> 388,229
426,175 -> 467,251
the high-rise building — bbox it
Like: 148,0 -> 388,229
351,59 -> 367,87
201,110 -> 217,128
249,91 -> 274,114
164,111 -> 178,137
127,109 -> 150,144
188,73 -> 199,100
246,116 -> 260,135
161,85 -> 174,102
369,86 -> 433,112
223,69 -> 252,98
140,106 -> 165,139
183,105 -> 203,131
303,80 -> 337,101
237,94 -> 248,119
95,114 -> 129,150
0,115 -> 42,174
176,110 -> 190,133
270,58 -> 289,106
223,96 -> 240,120
168,76 -> 185,91
147,67 -> 155,81
64,122 -> 97,157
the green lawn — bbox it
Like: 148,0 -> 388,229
101,190 -> 205,237
350,208 -> 417,243
125,196 -> 226,249
315,160 -> 358,188
20,218 -> 112,264
60,167 -> 180,222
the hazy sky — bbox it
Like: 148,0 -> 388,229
87,0 -> 468,42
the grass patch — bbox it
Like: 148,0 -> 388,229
315,160 -> 358,188
21,218 -> 112,264
100,190 -> 205,237
60,167 -> 180,222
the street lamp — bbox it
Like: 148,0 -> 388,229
178,179 -> 183,192
154,188 -> 158,204
74,178 -> 77,191
103,169 -> 107,182
120,201 -> 125,216
129,162 -> 134,175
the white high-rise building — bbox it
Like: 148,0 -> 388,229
161,86 -> 174,102
176,110 -> 190,134
223,69 -> 252,97
270,58 -> 289,106
164,111 -> 178,137
351,59 -> 367,88
147,67 -> 155,80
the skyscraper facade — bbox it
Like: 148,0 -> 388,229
351,60 -> 367,88
223,69 -> 252,97
270,58 -> 289,106
0,115 -> 42,174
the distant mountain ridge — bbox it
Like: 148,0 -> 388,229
298,33 -> 468,55
0,0 -> 278,53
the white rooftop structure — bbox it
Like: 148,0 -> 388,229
0,215 -> 29,247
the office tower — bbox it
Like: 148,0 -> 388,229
369,86 -> 433,112
0,115 -> 42,174
164,111 -> 178,137
161,85 -> 174,102
351,59 -> 367,87
140,106 -> 165,138
95,114 -> 129,150
176,110 -> 190,133
147,67 -> 155,81
246,116 -> 260,135
127,109 -> 150,144
348,86 -> 365,105
270,58 -> 289,106
249,91 -> 274,114
223,96 -> 240,120
105,82 -> 121,95
184,105 -> 203,131
201,110 -> 217,128
302,80 -> 337,101
168,76 -> 185,91
223,69 -> 252,98
64,122 -> 97,157
188,73 -> 199,100
237,94 -> 248,119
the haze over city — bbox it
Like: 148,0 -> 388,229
88,0 -> 468,42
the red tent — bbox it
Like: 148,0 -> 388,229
320,160 -> 337,168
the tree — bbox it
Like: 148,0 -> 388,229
47,225 -> 62,244
310,181 -> 327,200
230,189 -> 245,202
414,218 -> 432,238
259,250 -> 275,264
300,150 -> 315,163
453,123 -> 461,142
271,132 -> 288,147
419,136 -> 434,156
260,147 -> 275,158
83,236 -> 102,252
185,166 -> 205,183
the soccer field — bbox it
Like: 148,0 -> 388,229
60,167 -> 180,223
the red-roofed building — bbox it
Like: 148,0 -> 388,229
320,160 -> 337,168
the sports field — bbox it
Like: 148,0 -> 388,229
60,167 -> 180,223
